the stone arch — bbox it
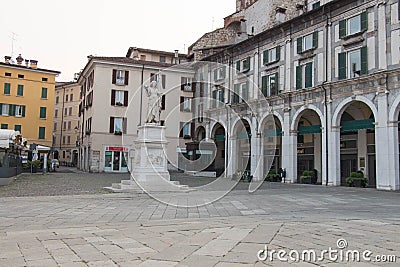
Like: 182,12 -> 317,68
195,126 -> 206,141
290,105 -> 325,132
389,94 -> 400,122
210,121 -> 227,137
260,111 -> 283,130
230,116 -> 254,137
332,96 -> 378,127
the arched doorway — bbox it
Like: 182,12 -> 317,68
296,110 -> 322,184
262,115 -> 282,180
339,101 -> 376,187
196,126 -> 206,141
232,119 -> 251,174
211,123 -> 226,176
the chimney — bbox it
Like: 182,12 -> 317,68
174,50 -> 179,64
4,56 -> 11,64
132,47 -> 139,60
16,54 -> 23,65
25,59 -> 30,67
30,60 -> 38,69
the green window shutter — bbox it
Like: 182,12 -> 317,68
213,69 -> 217,80
243,82 -> 249,100
261,76 -> 268,96
305,62 -> 313,88
17,85 -> 24,96
236,60 -> 241,71
9,104 -> 15,116
274,72 -> 279,94
338,52 -> 347,80
22,106 -> 26,117
313,31 -> 318,48
14,125 -> 21,132
263,50 -> 269,65
296,65 -> 303,89
0,103 -> 2,112
297,37 -> 303,54
244,57 -> 250,71
39,127 -> 45,139
360,46 -> 368,75
276,46 -> 281,62
339,19 -> 347,38
219,89 -> 224,103
40,107 -> 47,119
233,84 -> 239,103
361,11 -> 368,32
41,87 -> 48,98
4,83 -> 10,94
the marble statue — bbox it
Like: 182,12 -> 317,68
144,75 -> 162,123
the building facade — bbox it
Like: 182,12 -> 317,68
0,55 -> 60,148
192,0 -> 400,190
53,82 -> 80,166
78,49 -> 194,173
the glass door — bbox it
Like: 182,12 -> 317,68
113,151 -> 120,171
121,152 -> 128,172
105,151 -> 112,171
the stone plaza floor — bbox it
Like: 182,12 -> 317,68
0,169 -> 399,266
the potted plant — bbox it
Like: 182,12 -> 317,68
265,170 -> 280,182
346,171 -> 368,187
300,170 -> 313,184
114,131 -> 122,135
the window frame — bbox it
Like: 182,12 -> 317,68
38,127 -> 46,140
116,70 -> 125,85
41,87 -> 48,99
4,83 -> 11,95
17,84 -> 24,96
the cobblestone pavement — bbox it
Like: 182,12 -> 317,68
0,171 -> 399,266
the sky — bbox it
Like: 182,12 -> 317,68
0,0 -> 234,81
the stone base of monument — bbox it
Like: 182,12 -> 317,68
104,124 -> 190,193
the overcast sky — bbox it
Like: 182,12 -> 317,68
0,0 -> 234,81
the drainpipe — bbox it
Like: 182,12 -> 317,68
139,64 -> 145,127
60,85 -> 65,153
322,6 -> 330,186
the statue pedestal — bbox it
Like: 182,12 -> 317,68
105,124 -> 189,193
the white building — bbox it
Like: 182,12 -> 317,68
192,0 -> 400,190
77,49 -> 194,172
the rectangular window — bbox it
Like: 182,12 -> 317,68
66,94 -> 69,102
115,90 -> 124,106
18,74 -> 24,79
64,108 -> 68,116
338,46 -> 368,80
161,95 -> 166,110
14,125 -> 21,132
56,96 -> 59,104
1,104 -> 9,116
54,122 -> 57,131
4,83 -> 10,95
67,136 -> 71,144
63,136 -> 66,144
297,31 -> 318,53
212,88 -> 225,108
236,56 -> 251,73
213,67 -> 226,81
312,1 -> 320,9
180,122 -> 191,138
68,121 -> 71,130
69,107 -> 72,116
42,77 -> 48,82
261,73 -> 279,97
41,87 -> 48,99
70,94 -> 73,102
5,72 -> 11,77
180,97 -> 192,112
39,127 -> 46,139
15,105 -> 23,117
160,56 -> 166,63
55,109 -> 58,118
1,124 -> 8,129
64,121 -> 67,130
296,62 -> 313,89
114,118 -> 123,133
40,107 -> 47,119
339,12 -> 368,38
17,85 -> 24,96
263,46 -> 281,65
181,77 -> 193,91
116,70 -> 125,85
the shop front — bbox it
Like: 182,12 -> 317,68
104,146 -> 129,172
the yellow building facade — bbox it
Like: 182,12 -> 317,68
0,56 -> 60,147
